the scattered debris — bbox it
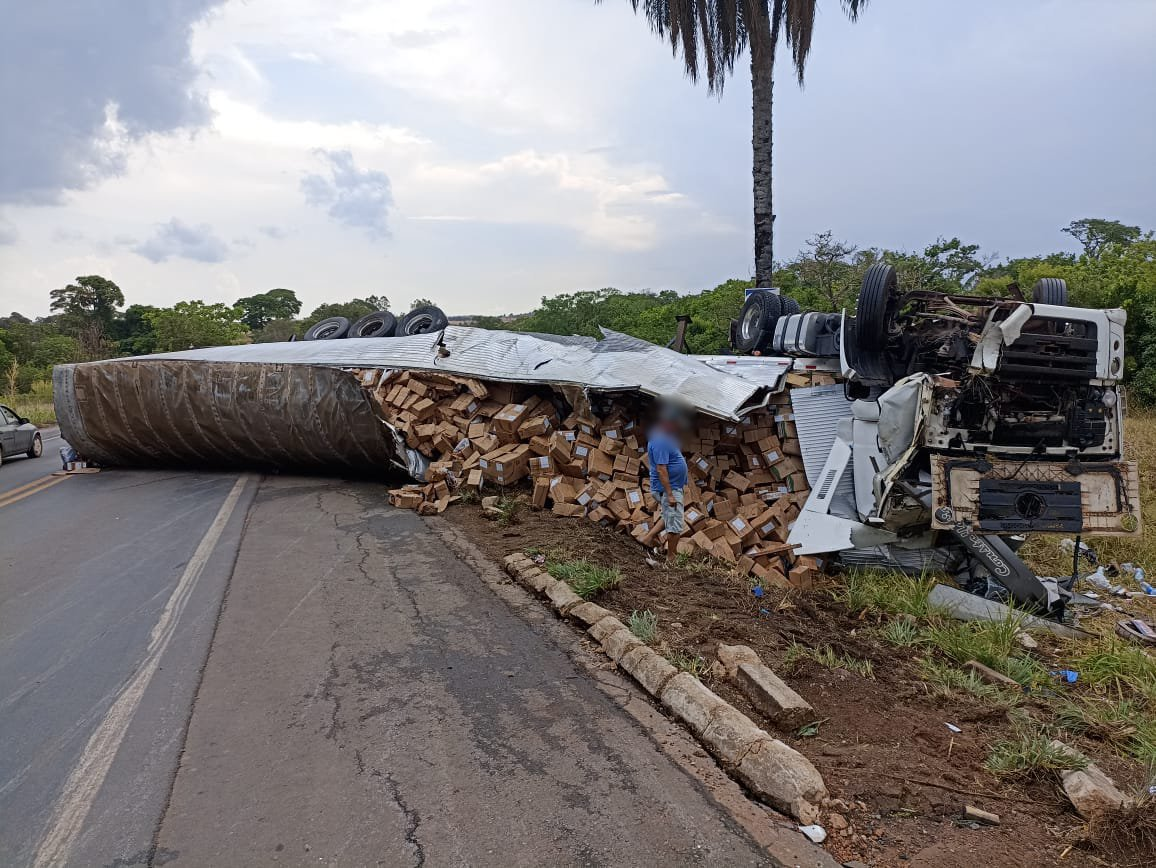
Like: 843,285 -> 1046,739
927,584 -> 1089,639
715,643 -> 762,679
798,824 -> 827,844
963,805 -> 1001,826
1051,669 -> 1079,684
1115,618 -> 1156,645
963,660 -> 1022,689
945,723 -> 962,734
373,368 -> 827,588
735,660 -> 815,729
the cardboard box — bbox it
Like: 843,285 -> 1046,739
518,415 -> 553,438
552,502 -> 585,517
532,478 -> 550,508
528,454 -> 554,478
588,449 -> 615,480
723,470 -> 751,492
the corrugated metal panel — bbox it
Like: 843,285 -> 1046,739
128,326 -> 763,421
790,385 -> 857,520
54,360 -> 395,472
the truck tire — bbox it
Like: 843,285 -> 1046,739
734,291 -> 782,353
1032,277 -> 1069,306
856,264 -> 897,352
349,311 -> 397,338
780,295 -> 801,315
303,316 -> 351,340
398,305 -> 449,336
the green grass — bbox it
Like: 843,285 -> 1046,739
985,723 -> 1088,780
495,495 -> 523,527
1069,638 -> 1156,702
784,642 -> 875,680
667,650 -> 710,678
546,559 -> 622,599
923,616 -> 1047,687
918,658 -> 1022,708
833,569 -> 938,619
628,609 -> 658,643
876,617 -> 926,647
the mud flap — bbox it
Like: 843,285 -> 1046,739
945,519 -> 1059,616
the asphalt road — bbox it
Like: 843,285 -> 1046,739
1,466 -> 776,867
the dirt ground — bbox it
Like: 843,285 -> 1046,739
446,502 -> 1151,868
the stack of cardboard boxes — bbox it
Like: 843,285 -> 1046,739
363,368 -> 826,589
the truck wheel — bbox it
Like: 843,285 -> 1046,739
734,291 -> 782,353
398,305 -> 449,336
856,264 -> 898,352
780,295 -> 801,315
304,316 -> 351,340
349,311 -> 397,338
1031,277 -> 1069,306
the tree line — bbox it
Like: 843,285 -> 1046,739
475,218 -> 1156,404
0,289 -> 431,397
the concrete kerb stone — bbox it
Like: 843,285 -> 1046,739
588,615 -> 627,643
567,601 -> 613,628
735,737 -> 828,818
736,661 -> 814,729
545,581 -> 585,615
619,646 -> 678,697
660,672 -> 726,736
501,552 -> 830,826
601,628 -> 644,662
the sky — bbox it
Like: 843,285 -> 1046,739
1,0 -> 1154,320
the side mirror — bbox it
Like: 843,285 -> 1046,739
18,417 -> 29,424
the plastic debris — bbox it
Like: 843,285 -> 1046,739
752,586 -> 765,598
1061,538 -> 1098,566
1051,669 -> 1079,683
945,723 -> 962,733
798,824 -> 827,844
1082,566 -> 1112,591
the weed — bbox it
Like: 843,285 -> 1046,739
877,618 -> 926,647
833,570 -> 938,619
985,724 -> 1088,780
495,496 -> 523,527
674,551 -> 718,576
547,559 -> 621,599
918,658 -> 1021,708
1085,794 -> 1156,859
459,488 -> 479,504
1070,638 -> 1156,702
923,616 -> 1046,687
667,650 -> 710,678
628,609 -> 658,643
784,642 -> 875,680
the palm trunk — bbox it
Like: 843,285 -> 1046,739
752,6 -> 780,288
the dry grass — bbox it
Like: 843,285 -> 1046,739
4,380 -> 55,426
1084,794 -> 1156,858
1020,411 -> 1156,578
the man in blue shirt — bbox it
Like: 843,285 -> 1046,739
647,410 -> 688,562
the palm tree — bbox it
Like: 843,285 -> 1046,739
606,1 -> 869,287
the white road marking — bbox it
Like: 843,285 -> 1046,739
31,474 -> 250,868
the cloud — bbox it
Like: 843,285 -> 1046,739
388,28 -> 458,49
132,218 -> 230,263
301,149 -> 393,238
0,0 -> 226,204
259,225 -> 287,239
0,217 -> 17,245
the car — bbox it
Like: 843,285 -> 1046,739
0,404 -> 43,466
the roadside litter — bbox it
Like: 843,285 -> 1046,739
369,367 -> 830,589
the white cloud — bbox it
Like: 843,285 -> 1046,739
133,219 -> 231,263
301,150 -> 394,238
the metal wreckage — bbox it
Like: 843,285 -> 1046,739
54,267 -> 1141,620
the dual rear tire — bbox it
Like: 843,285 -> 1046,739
303,305 -> 449,341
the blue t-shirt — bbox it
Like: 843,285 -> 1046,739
648,429 -> 688,495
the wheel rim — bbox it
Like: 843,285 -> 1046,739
740,305 -> 759,341
407,315 -> 434,334
316,324 -> 340,339
33,437 -> 41,456
360,322 -> 383,336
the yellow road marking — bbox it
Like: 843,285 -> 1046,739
0,474 -> 72,509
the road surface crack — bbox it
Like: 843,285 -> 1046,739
381,770 -> 424,867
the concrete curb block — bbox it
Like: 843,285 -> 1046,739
505,553 -> 827,823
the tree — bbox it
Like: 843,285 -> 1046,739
1062,218 -> 1142,259
410,297 -> 436,310
49,275 -> 125,359
790,231 -> 859,311
146,301 -> 248,352
610,0 -> 869,286
235,288 -> 302,331
114,304 -> 160,355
